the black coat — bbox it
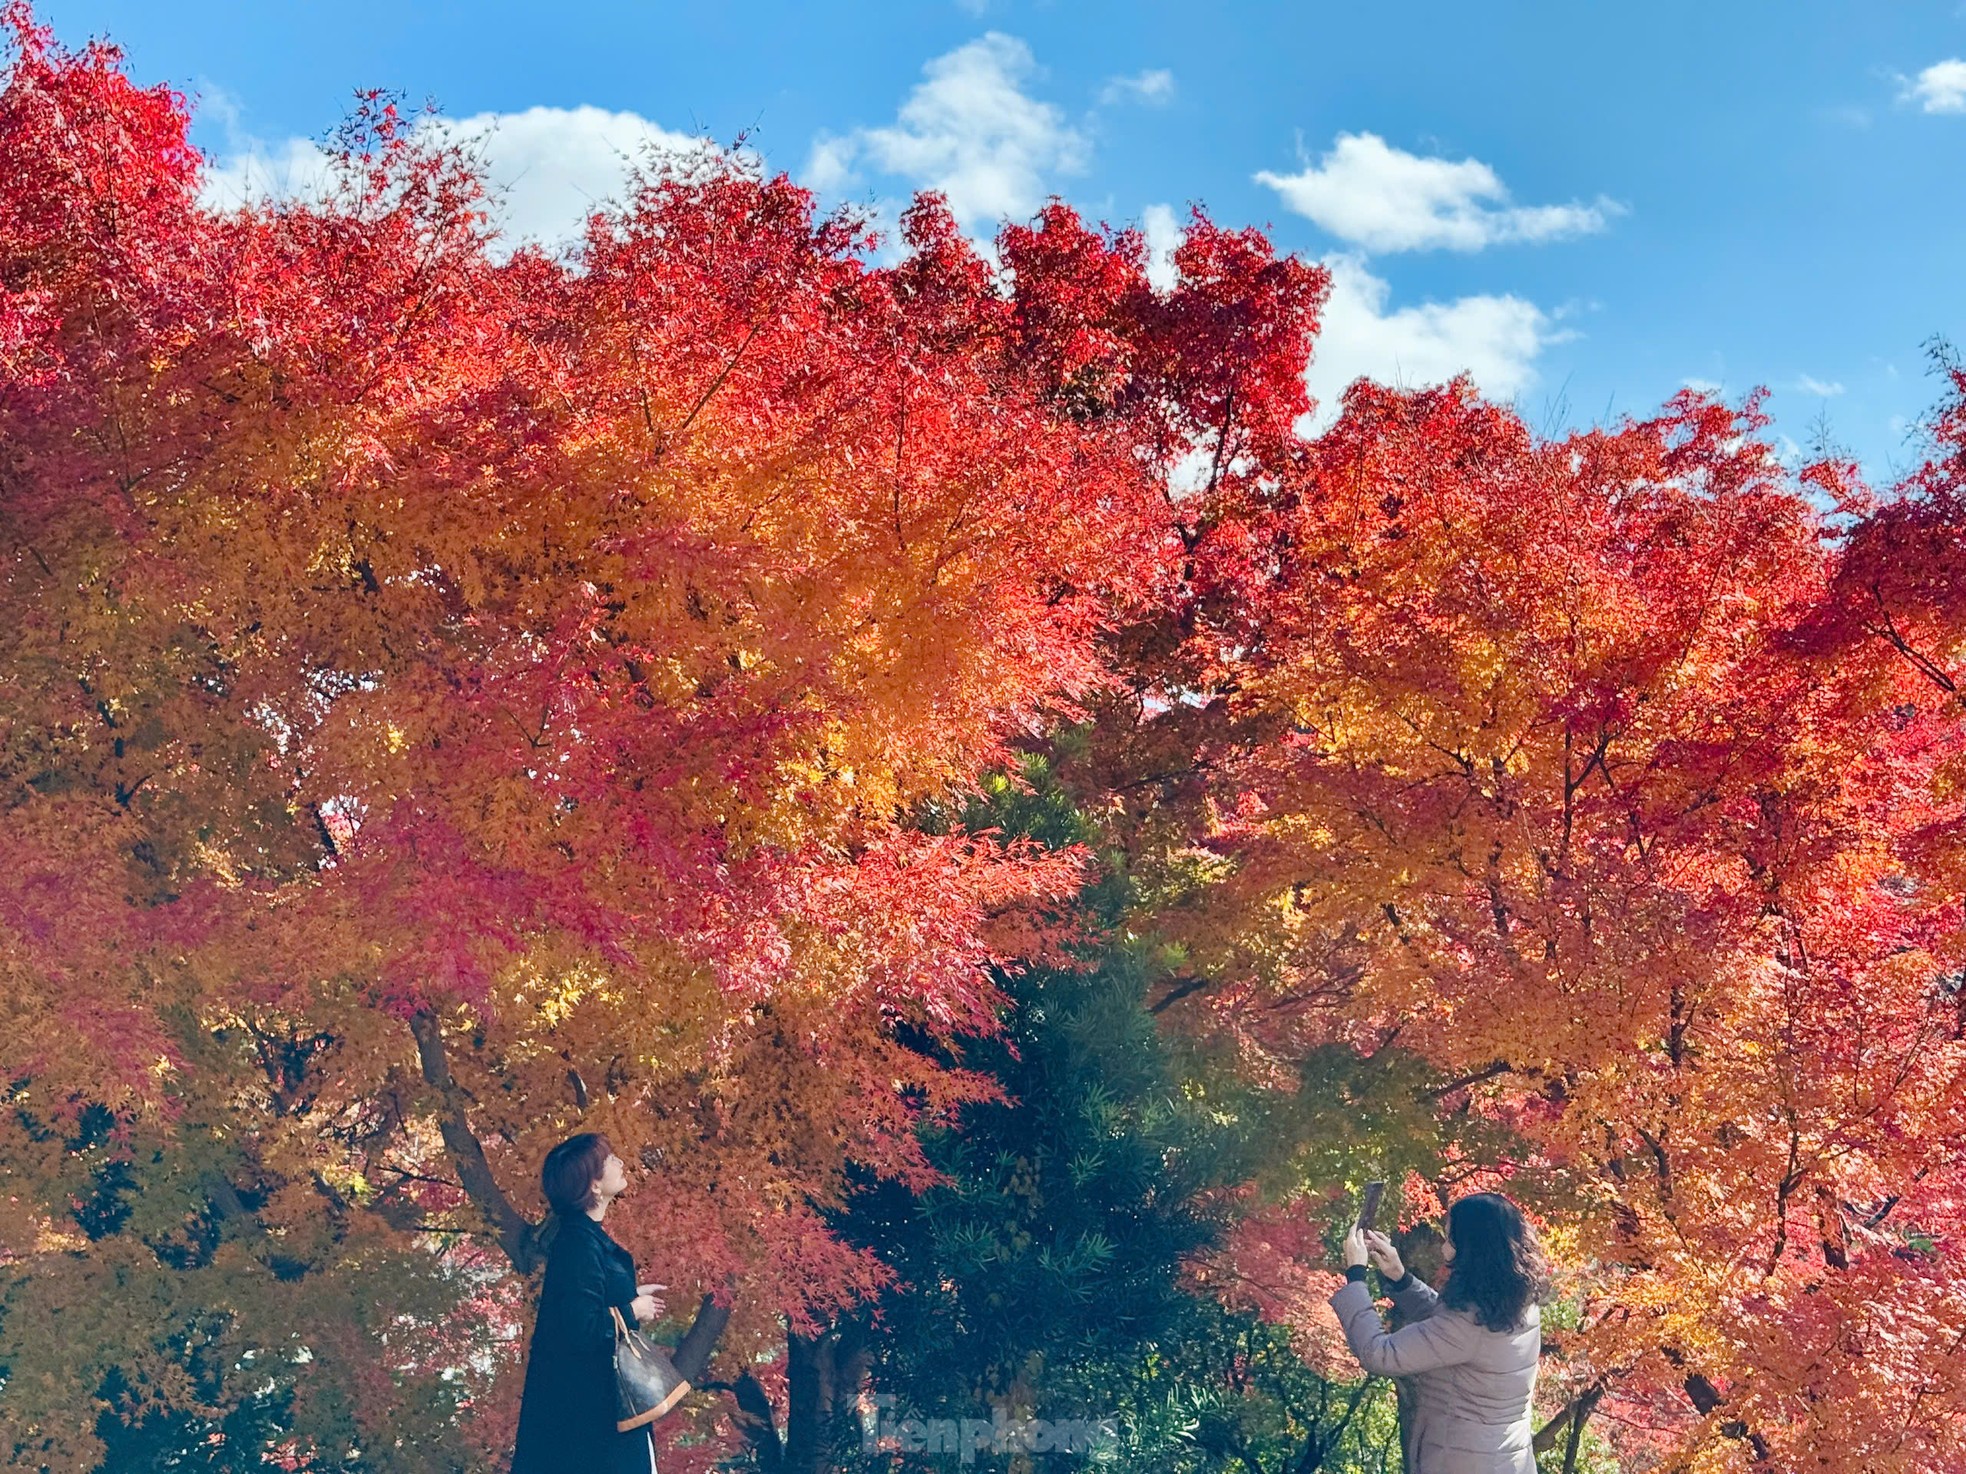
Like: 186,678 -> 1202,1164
510,1213 -> 656,1474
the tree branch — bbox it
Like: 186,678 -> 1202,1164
409,1009 -> 542,1274
1148,974 -> 1213,1015
1676,1360 -> 1772,1462
671,1282 -> 736,1384
667,317 -> 767,449
1534,1381 -> 1604,1455
1423,1060 -> 1513,1101
1560,1384 -> 1601,1474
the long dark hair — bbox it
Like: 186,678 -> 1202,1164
540,1131 -> 612,1217
1438,1192 -> 1550,1332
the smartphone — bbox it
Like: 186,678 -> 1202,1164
1356,1180 -> 1386,1233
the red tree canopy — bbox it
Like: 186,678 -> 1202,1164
0,10 -> 1325,1468
7,6 -> 1966,1471
1088,370 -> 1966,1465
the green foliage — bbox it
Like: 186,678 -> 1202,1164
821,759 -> 1423,1472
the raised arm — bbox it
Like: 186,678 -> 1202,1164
1362,1229 -> 1437,1320
1387,1271 -> 1441,1323
1327,1279 -> 1473,1378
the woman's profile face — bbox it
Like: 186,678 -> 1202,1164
596,1152 -> 628,1201
1441,1230 -> 1457,1264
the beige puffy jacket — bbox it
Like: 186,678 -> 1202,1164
1328,1272 -> 1541,1474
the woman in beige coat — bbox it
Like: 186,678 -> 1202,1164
1328,1193 -> 1548,1474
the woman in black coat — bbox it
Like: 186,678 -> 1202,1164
511,1133 -> 668,1474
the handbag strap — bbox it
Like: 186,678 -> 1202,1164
609,1305 -> 629,1341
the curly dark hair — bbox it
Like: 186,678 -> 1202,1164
1438,1192 -> 1550,1332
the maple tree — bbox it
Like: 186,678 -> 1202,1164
0,9 -> 1325,1471
7,6 -> 1966,1472
1075,370 -> 1966,1470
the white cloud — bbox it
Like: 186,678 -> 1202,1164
1792,375 -> 1846,397
193,79 -> 245,135
1303,254 -> 1562,426
200,134 -> 339,207
1903,59 -> 1966,113
199,105 -> 714,253
804,133 -> 859,194
1141,202 -> 1180,291
802,33 -> 1088,232
1099,69 -> 1175,107
442,107 -> 712,245
1255,132 -> 1617,253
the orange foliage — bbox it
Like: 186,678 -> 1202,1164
0,9 -> 1325,1466
1116,376 -> 1966,1467
8,5 -> 1966,1469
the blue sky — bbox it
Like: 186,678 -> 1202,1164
36,0 -> 1966,480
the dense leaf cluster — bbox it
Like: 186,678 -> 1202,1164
4,6 -> 1965,1471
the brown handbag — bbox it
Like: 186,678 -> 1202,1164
611,1306 -> 692,1431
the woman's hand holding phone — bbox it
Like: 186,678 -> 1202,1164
1362,1230 -> 1404,1281
1341,1224 -> 1370,1269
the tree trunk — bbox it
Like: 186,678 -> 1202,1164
783,1331 -> 833,1474
1392,1377 -> 1417,1474
783,1321 -> 875,1473
1561,1386 -> 1601,1474
725,1372 -> 782,1471
672,1290 -> 735,1384
410,1009 -> 540,1273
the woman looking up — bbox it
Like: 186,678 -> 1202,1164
511,1133 -> 668,1474
1330,1192 -> 1548,1473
